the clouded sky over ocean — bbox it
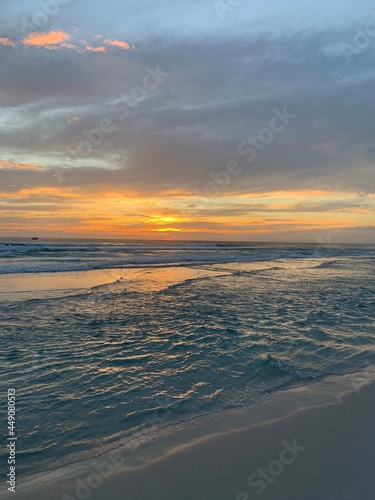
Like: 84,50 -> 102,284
0,0 -> 374,241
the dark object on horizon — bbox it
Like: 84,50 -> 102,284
31,237 -> 39,240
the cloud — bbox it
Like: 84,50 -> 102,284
350,225 -> 375,232
103,38 -> 133,50
23,30 -> 70,48
84,45 -> 106,53
59,42 -> 79,50
17,31 -> 131,54
0,37 -> 14,47
0,159 -> 43,171
1,3 -> 375,240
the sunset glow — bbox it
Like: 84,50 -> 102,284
0,1 -> 374,243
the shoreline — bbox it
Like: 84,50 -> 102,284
6,366 -> 375,499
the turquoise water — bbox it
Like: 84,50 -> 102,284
0,239 -> 374,482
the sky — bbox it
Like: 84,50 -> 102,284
0,0 -> 374,242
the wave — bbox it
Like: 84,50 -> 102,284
264,355 -> 322,379
314,259 -> 346,269
0,240 -> 373,275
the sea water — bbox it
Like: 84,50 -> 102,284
0,238 -> 374,484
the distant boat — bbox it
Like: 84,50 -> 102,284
31,237 -> 39,241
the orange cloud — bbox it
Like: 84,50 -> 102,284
10,187 -> 79,200
0,160 -> 43,171
58,42 -> 78,50
85,45 -> 106,53
104,38 -> 131,50
1,183 -> 372,240
17,32 -> 133,54
23,30 -> 69,47
0,37 -> 14,47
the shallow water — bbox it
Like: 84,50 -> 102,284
0,239 -> 374,482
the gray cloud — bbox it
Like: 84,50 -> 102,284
1,14 -> 375,199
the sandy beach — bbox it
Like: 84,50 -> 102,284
9,372 -> 375,500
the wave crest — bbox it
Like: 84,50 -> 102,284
264,355 -> 321,379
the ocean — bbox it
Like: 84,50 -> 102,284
0,238 -> 374,486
